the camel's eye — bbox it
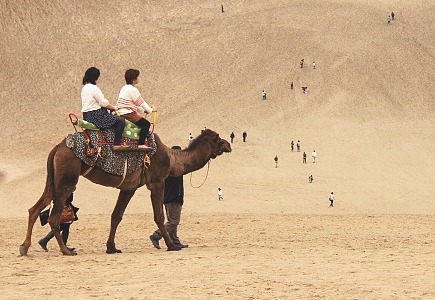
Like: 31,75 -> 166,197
214,134 -> 219,142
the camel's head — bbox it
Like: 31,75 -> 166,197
202,129 -> 232,159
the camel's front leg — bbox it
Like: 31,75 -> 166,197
49,203 -> 76,256
106,189 -> 136,254
149,183 -> 180,251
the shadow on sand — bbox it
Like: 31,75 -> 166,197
0,170 -> 5,184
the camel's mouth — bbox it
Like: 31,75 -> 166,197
211,140 -> 231,159
220,140 -> 232,153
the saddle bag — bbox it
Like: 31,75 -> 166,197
60,205 -> 75,223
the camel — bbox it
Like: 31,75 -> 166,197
19,129 -> 231,256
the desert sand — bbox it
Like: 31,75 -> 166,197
0,0 -> 434,299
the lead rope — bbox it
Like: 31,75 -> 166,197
189,160 -> 211,188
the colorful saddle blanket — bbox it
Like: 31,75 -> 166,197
78,119 -> 141,140
65,128 -> 156,176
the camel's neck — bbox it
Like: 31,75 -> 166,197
171,142 -> 212,177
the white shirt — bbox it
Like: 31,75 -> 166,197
81,83 -> 110,112
329,194 -> 335,201
117,84 -> 153,115
312,151 -> 317,158
218,190 -> 223,196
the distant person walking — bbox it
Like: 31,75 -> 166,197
297,140 -> 300,152
274,155 -> 278,168
303,152 -> 307,164
218,188 -> 223,201
309,175 -> 313,183
387,15 -> 391,25
313,61 -> 316,69
221,4 -> 224,13
329,192 -> 335,207
311,150 -> 317,163
242,131 -> 247,142
188,133 -> 194,145
391,11 -> 395,20
291,140 -> 294,152
290,82 -> 294,90
262,90 -> 267,100
300,59 -> 304,68
230,131 -> 235,143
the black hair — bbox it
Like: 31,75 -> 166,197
82,67 -> 100,85
171,145 -> 182,150
125,69 -> 140,84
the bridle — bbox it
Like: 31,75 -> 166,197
189,135 -> 220,188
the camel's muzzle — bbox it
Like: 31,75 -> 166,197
220,140 -> 231,153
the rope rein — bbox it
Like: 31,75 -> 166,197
189,160 -> 211,188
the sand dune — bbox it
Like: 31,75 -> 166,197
1,0 -> 435,298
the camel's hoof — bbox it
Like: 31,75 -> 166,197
106,248 -> 122,254
62,249 -> 77,256
19,245 -> 28,256
167,245 -> 181,251
63,251 -> 77,256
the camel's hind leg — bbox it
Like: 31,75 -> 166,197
19,145 -> 58,256
19,194 -> 51,256
106,189 -> 137,254
20,143 -> 80,256
49,146 -> 81,256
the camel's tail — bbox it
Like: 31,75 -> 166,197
42,144 -> 58,206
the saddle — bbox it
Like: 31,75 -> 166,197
66,113 -> 156,177
77,119 -> 142,141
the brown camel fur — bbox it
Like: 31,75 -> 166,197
19,129 -> 231,256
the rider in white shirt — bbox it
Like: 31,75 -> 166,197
80,67 -> 126,150
116,69 -> 156,150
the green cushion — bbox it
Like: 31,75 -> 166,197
78,119 -> 141,140
78,119 -> 99,130
123,119 -> 141,140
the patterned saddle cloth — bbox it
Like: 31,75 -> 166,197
65,127 -> 156,176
